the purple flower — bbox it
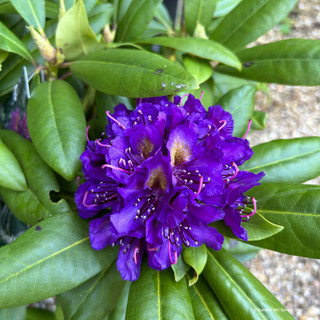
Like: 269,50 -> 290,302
9,108 -> 30,139
76,94 -> 264,281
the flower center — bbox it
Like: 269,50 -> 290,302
137,137 -> 155,158
146,167 -> 168,191
170,139 -> 192,167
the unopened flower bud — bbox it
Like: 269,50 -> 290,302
193,22 -> 208,39
28,26 -> 57,64
103,24 -> 115,44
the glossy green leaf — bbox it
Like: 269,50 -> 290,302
171,255 -> 189,282
107,282 -> 131,320
71,49 -> 198,98
0,306 -> 26,320
251,110 -> 266,130
139,37 -> 241,70
154,3 -> 173,35
26,308 -> 55,320
214,0 -> 242,17
217,39 -> 320,85
27,80 -> 86,181
212,71 -> 254,102
204,248 -> 294,320
184,0 -> 216,35
211,0 -> 297,51
57,262 -> 125,320
182,245 -> 207,286
0,130 -> 70,225
11,0 -> 45,33
116,0 -> 162,42
0,212 -> 117,309
213,211 -> 284,241
241,137 -> 320,183
224,239 -> 261,262
125,261 -> 194,320
56,0 -> 104,60
0,21 -> 33,61
182,55 -> 212,85
247,183 -> 320,259
217,85 -> 256,137
88,3 -> 114,34
0,138 -> 27,191
187,274 -> 228,320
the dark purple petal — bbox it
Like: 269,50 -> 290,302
224,206 -> 248,241
117,238 -> 143,281
89,215 -> 115,250
208,105 -> 234,137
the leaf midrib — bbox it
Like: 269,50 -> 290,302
259,208 -> 320,218
245,148 -> 320,171
217,0 -> 270,45
207,250 -> 268,320
187,274 -> 215,320
0,237 -> 89,286
0,23 -> 32,61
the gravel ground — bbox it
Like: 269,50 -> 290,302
244,1 -> 320,319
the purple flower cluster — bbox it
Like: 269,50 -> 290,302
75,94 -> 264,281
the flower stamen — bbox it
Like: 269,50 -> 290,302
95,139 -> 111,147
200,90 -> 204,101
106,111 -> 126,129
133,247 -> 139,264
243,119 -> 252,139
194,176 -> 204,196
229,162 -> 239,181
218,120 -> 227,131
179,94 -> 189,107
101,164 -> 130,174
82,191 -> 97,208
168,241 -> 177,264
147,243 -> 158,252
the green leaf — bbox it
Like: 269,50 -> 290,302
224,239 -> 261,262
182,245 -> 207,286
0,130 -> 70,225
88,3 -> 114,34
27,80 -> 86,181
125,261 -> 194,320
241,137 -> 320,183
0,306 -> 26,320
0,21 -> 33,61
251,110 -> 266,130
212,71 -> 254,102
0,138 -> 27,191
204,248 -> 294,320
217,85 -> 256,137
116,0 -> 162,42
154,3 -> 173,35
107,282 -> 131,320
184,0 -> 216,35
139,37 -> 242,70
213,211 -> 284,241
210,0 -> 298,51
171,255 -> 189,282
217,39 -> 320,85
71,49 -> 198,98
182,55 -> 212,85
57,262 -> 125,320
247,183 -> 320,259
56,0 -> 105,60
26,308 -> 55,320
0,212 -> 117,309
11,0 -> 45,33
187,274 -> 228,320
214,0 -> 242,17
